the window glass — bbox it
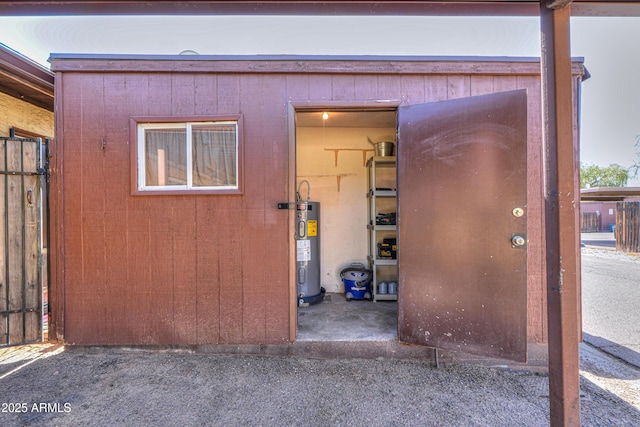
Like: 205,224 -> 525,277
144,127 -> 187,186
192,124 -> 237,187
135,119 -> 240,193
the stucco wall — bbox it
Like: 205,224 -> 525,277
581,201 -> 618,232
0,92 -> 54,138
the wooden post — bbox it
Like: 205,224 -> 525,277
540,1 -> 582,426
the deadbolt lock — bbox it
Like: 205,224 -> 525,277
512,207 -> 525,218
511,233 -> 527,248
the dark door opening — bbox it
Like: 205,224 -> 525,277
294,108 -> 398,341
292,92 -> 528,363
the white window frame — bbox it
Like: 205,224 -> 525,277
133,117 -> 242,195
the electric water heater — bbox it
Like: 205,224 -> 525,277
296,200 -> 323,305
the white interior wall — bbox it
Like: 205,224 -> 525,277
297,126 -> 395,293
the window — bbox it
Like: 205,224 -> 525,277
132,116 -> 242,194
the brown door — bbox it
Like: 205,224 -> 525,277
397,89 -> 528,362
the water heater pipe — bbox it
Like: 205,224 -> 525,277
297,180 -> 311,202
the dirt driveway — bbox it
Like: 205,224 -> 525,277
0,343 -> 639,426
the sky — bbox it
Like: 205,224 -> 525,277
0,15 -> 638,185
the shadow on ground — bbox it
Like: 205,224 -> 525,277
0,344 -> 638,426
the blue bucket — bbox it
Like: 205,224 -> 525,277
340,264 -> 372,301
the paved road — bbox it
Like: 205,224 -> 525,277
582,239 -> 616,248
581,248 -> 640,367
581,232 -> 616,249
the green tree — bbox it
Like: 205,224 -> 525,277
580,163 -> 629,188
629,135 -> 640,180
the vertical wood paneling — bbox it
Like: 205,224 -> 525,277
353,75 -> 378,101
400,75 -> 426,105
195,202 -> 221,344
331,74 -> 356,101
239,74 -> 267,343
216,74 -> 241,113
446,75 -> 471,100
58,74 -> 84,306
1,138 -> 41,344
103,73 -> 133,327
80,72 -> 106,317
0,142 -> 5,329
194,74 -> 221,344
23,141 -> 40,343
216,208 -> 244,344
285,75 -> 310,103
519,75 -> 546,343
260,75 -> 289,343
6,140 -> 24,343
424,75 -> 448,103
477,75 -> 548,340
284,74 -> 310,341
240,208 -> 267,343
308,74 -> 333,101
214,74 -> 244,344
48,71 -> 64,341
493,75 -> 518,93
169,76 -> 199,344
195,74 -> 217,115
171,74 -> 196,116
146,199 -> 174,342
375,75 -> 402,102
573,79 -> 583,342
470,75 -> 494,97
52,60 -> 581,347
103,72 -> 130,250
148,74 -> 173,116
617,202 -> 640,252
62,74 -> 100,342
172,198 -> 198,344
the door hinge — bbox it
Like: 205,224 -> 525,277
278,202 -> 295,210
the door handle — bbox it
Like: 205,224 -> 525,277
511,233 -> 527,248
26,188 -> 34,207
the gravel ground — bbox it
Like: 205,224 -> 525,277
1,247 -> 638,426
0,343 -> 639,426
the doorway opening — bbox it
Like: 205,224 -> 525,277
290,90 -> 529,363
293,107 -> 399,342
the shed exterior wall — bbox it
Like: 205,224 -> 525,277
49,57 -> 584,346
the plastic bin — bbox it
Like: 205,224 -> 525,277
340,263 -> 372,301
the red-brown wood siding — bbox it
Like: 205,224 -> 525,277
50,58 -> 585,346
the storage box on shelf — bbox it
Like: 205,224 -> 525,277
366,156 -> 398,302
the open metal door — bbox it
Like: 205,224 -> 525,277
397,89 -> 528,362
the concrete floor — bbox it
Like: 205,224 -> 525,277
297,293 -> 398,341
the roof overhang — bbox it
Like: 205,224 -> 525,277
0,44 -> 54,112
581,187 -> 640,201
0,1 -> 639,17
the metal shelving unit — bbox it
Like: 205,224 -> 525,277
366,156 -> 398,302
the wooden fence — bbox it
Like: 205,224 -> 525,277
581,211 -> 600,232
616,202 -> 640,253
